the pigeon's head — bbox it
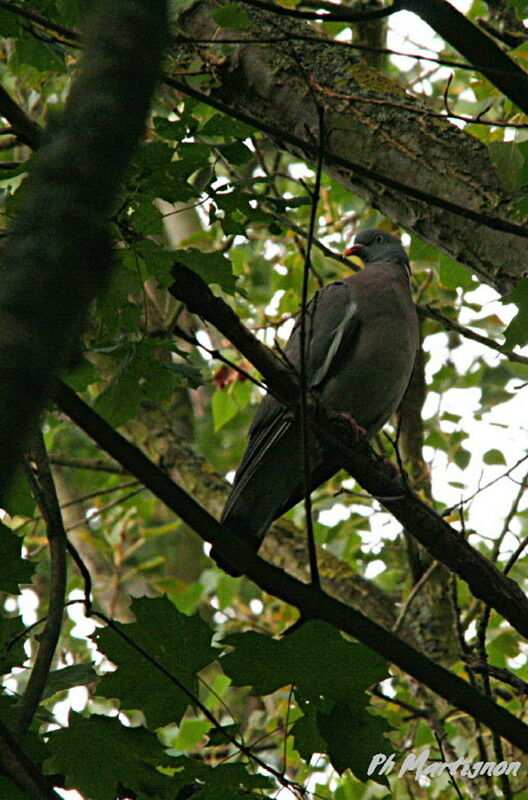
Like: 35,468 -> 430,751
344,228 -> 410,274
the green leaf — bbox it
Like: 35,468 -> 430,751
134,239 -> 176,288
94,596 -> 216,728
93,341 -> 186,427
206,723 -> 240,747
291,714 -> 327,760
172,248 -> 237,294
221,620 -> 388,703
489,141 -> 525,191
169,0 -> 198,14
317,704 -> 392,783
191,762 -> 272,794
454,447 -> 471,470
96,263 -> 142,335
0,615 -> 27,675
61,357 -> 99,392
212,389 -> 239,431
44,714 -> 177,800
508,0 -> 528,20
501,278 -> 528,349
154,116 -> 188,141
200,114 -> 253,140
0,523 -> 34,594
12,31 -> 66,72
2,467 -> 35,518
93,349 -> 142,427
441,411 -> 462,423
217,142 -> 253,165
0,10 -> 21,37
483,448 -> 506,466
54,0 -> 83,25
212,3 -> 249,30
0,693 -> 50,797
167,361 -> 204,389
169,717 -> 212,749
517,140 -> 528,188
438,256 -> 474,290
42,664 -> 98,701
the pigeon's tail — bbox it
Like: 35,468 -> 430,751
211,420 -> 337,576
211,419 -> 298,575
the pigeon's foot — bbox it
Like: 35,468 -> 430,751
210,546 -> 243,577
374,451 -> 400,480
339,412 -> 367,440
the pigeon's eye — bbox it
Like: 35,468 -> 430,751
375,234 -> 384,243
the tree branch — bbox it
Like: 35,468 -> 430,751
0,0 -> 168,504
239,0 -> 398,23
14,432 -> 67,738
0,0 -> 79,43
0,86 -> 43,148
419,305 -> 528,367
51,379 -> 528,753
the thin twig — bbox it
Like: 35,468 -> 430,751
311,74 -> 528,128
171,324 -> 267,391
180,33 -> 528,81
421,305 -> 528,367
434,734 -> 465,800
442,453 -> 528,516
371,686 -> 429,718
48,456 -> 128,473
53,380 -> 528,752
65,487 -> 145,533
14,480 -> 142,533
239,0 -> 399,23
491,472 -> 528,562
5,600 -> 87,652
297,99 -> 325,589
476,607 -> 513,799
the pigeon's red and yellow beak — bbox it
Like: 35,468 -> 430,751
343,244 -> 363,257
343,243 -> 365,268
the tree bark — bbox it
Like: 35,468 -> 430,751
173,1 -> 526,292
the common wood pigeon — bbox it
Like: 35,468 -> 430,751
212,228 -> 419,574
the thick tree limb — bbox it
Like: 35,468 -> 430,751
174,1 -> 528,290
0,0 -> 168,504
52,379 -> 528,753
238,0 -> 528,116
